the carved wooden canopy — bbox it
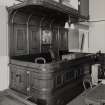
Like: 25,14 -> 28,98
7,0 -> 80,23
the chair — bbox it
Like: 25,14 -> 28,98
83,79 -> 93,90
35,57 -> 46,64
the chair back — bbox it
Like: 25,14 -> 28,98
83,79 -> 93,90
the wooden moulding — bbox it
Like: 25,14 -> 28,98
7,0 -> 78,18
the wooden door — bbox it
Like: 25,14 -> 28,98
29,26 -> 40,54
14,25 -> 27,55
10,66 -> 27,95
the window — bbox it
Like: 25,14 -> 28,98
79,29 -> 89,52
68,28 -> 89,53
42,29 -> 52,45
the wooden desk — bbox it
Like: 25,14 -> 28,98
85,84 -> 105,105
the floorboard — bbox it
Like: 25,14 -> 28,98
67,92 -> 87,105
0,90 -> 87,105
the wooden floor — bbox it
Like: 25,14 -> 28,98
67,92 -> 87,105
0,90 -> 87,105
0,90 -> 36,105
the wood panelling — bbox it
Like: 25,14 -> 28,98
10,65 -> 27,95
9,8 -> 69,56
51,28 -> 59,59
9,56 -> 91,105
29,26 -> 40,54
14,25 -> 27,55
59,28 -> 68,50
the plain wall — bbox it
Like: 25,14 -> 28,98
0,0 -> 20,6
0,0 -> 19,91
89,0 -> 105,53
71,0 -> 78,10
0,6 -> 9,90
